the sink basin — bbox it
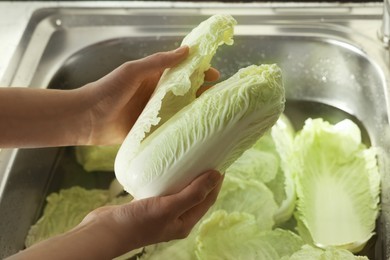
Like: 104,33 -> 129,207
1,4 -> 390,259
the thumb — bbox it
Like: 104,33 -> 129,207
132,46 -> 189,75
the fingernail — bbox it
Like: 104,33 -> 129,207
207,170 -> 221,187
174,45 -> 188,54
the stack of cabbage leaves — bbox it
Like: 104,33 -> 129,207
27,116 -> 380,260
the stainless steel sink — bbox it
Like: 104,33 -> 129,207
1,4 -> 390,259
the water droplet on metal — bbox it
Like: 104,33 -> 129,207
55,19 -> 62,26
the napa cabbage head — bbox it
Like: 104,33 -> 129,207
115,14 -> 239,198
115,14 -> 236,171
293,118 -> 380,252
115,64 -> 285,199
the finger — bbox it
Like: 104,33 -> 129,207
204,67 -> 220,82
133,45 -> 189,75
178,174 -> 223,228
167,170 -> 222,216
197,68 -> 219,97
196,85 -> 213,97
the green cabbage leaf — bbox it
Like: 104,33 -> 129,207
195,210 -> 303,260
75,145 -> 119,172
283,245 -> 369,260
25,187 -> 109,247
212,175 -> 277,230
293,118 -> 380,252
140,233 -> 196,260
25,187 -> 132,248
226,114 -> 296,224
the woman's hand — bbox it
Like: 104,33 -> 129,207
83,170 -> 223,252
8,170 -> 223,260
81,45 -> 220,145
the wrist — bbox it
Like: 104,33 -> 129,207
8,219 -> 119,260
71,210 -> 140,259
66,87 -> 95,146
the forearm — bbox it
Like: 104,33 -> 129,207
7,219 -> 128,260
0,87 -> 91,148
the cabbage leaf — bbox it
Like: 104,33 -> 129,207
75,145 -> 119,172
293,118 -> 380,252
283,245 -> 369,260
25,187 -> 132,248
226,114 -> 296,224
25,187 -> 109,247
195,210 -> 303,260
212,175 -> 277,230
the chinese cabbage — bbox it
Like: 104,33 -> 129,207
116,64 -> 285,198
